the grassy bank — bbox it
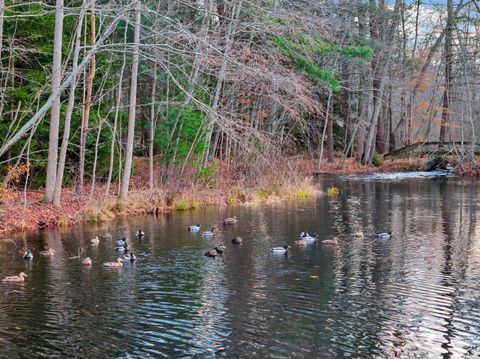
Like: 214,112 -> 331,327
0,158 -> 320,236
0,155 -> 451,237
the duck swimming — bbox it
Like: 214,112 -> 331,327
117,237 -> 127,246
81,257 -> 92,266
91,236 -> 100,245
271,244 -> 290,254
103,258 -> 124,268
376,232 -> 392,240
23,249 -> 33,260
295,239 -> 307,246
116,243 -> 129,252
205,249 -> 218,257
232,237 -> 243,244
188,224 -> 201,232
124,252 -> 137,262
300,232 -> 317,244
2,272 -> 27,283
202,227 -> 217,237
214,245 -> 226,254
40,248 -> 56,256
135,230 -> 144,238
223,216 -> 238,225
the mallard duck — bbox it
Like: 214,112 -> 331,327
188,224 -> 201,232
232,237 -> 243,244
215,245 -> 226,254
2,272 -> 27,283
202,228 -> 217,237
354,231 -> 364,238
81,257 -> 92,266
299,231 -> 308,239
322,239 -> 338,245
23,249 -> 33,260
91,236 -> 100,245
205,249 -> 218,257
302,233 -> 317,244
295,239 -> 307,246
376,232 -> 392,240
103,258 -> 124,268
100,229 -> 112,240
40,248 -> 56,256
117,237 -> 127,246
135,230 -> 144,238
123,252 -> 137,262
223,216 -> 238,225
116,243 -> 128,252
271,244 -> 290,254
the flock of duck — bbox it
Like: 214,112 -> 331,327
192,215 -> 392,256
189,216 -> 244,257
1,214 -> 393,283
1,229 -> 145,283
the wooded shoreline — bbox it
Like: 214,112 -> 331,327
0,156 -> 434,238
1,1 -> 480,221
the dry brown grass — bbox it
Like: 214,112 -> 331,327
1,154 -> 435,237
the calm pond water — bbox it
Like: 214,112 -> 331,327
1,176 -> 480,358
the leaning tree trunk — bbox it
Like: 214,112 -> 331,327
45,0 -> 64,203
0,7 -> 129,158
120,2 -> 141,199
394,1 -> 465,144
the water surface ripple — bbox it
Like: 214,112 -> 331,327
1,177 -> 480,357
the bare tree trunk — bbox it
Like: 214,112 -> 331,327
326,97 -> 334,163
396,1 -> 465,141
439,0 -> 453,148
0,0 -> 4,65
45,0 -> 64,203
388,84 -> 395,152
105,25 -> 128,196
79,0 -> 96,194
355,0 -> 368,160
53,0 -> 86,206
375,82 -> 390,154
363,0 -> 401,165
204,1 -> 243,164
149,63 -> 157,191
120,2 -> 141,199
341,63 -> 352,157
89,116 -> 103,201
317,90 -> 332,171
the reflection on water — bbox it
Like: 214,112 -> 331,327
1,177 -> 480,357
